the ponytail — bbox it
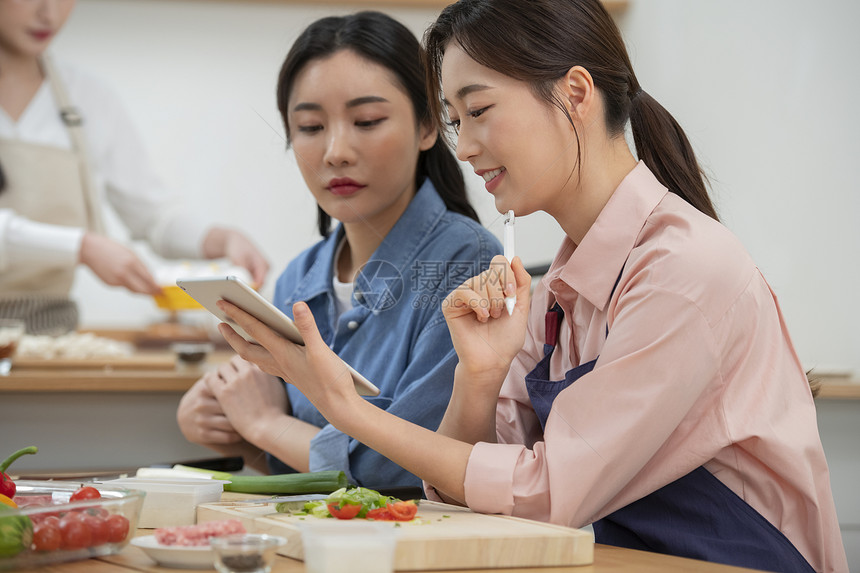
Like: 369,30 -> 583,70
629,90 -> 718,220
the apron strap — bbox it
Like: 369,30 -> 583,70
41,54 -> 104,234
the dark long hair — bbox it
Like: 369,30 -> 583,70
277,11 -> 478,237
423,0 -> 718,221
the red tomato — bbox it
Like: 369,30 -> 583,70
69,486 -> 101,502
34,514 -> 61,528
59,514 -> 92,549
386,501 -> 418,521
327,503 -> 362,520
105,514 -> 130,543
365,507 -> 393,520
44,515 -> 61,527
85,506 -> 109,519
33,522 -> 62,552
84,514 -> 110,546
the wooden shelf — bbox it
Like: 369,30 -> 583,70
190,0 -> 629,14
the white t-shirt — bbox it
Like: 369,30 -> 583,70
330,238 -> 354,317
0,57 -> 209,273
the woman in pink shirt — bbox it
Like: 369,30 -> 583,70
211,0 -> 847,571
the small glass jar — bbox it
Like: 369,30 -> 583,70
172,342 -> 214,371
209,533 -> 286,573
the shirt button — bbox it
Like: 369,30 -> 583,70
347,320 -> 359,331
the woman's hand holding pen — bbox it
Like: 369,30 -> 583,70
442,254 -> 532,383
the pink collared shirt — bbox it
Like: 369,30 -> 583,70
429,162 -> 847,572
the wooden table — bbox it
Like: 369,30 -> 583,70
65,533 -> 770,573
27,491 -> 762,573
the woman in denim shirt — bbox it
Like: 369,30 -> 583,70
177,11 -> 501,489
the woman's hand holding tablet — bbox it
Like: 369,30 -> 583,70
176,276 -> 379,396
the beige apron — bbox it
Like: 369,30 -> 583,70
0,56 -> 104,332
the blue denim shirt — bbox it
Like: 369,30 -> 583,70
267,179 -> 502,488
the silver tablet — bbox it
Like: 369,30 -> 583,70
176,275 -> 379,396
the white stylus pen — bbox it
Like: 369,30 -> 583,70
503,210 -> 516,316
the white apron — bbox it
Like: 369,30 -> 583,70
0,56 -> 104,332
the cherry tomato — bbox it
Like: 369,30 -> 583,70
59,513 -> 92,549
33,522 -> 62,552
105,514 -> 130,543
365,507 -> 393,520
33,514 -> 61,528
85,506 -> 109,519
44,515 -> 61,526
327,502 -> 362,520
386,500 -> 418,521
84,514 -> 110,546
69,486 -> 101,502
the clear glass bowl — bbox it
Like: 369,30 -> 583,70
209,533 -> 287,573
0,480 -> 144,571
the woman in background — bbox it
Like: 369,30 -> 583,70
0,0 -> 268,333
212,0 -> 847,571
177,11 -> 501,489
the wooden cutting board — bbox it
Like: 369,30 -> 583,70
197,499 -> 594,570
12,352 -> 177,370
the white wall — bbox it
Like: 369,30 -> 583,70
618,0 -> 860,377
57,0 -> 858,379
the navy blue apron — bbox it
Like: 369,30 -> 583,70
524,295 -> 815,573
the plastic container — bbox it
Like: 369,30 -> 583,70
300,521 -> 397,573
0,480 -> 144,571
210,533 -> 286,573
101,478 -> 225,528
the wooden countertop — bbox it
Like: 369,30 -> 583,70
3,353 -> 858,400
0,350 -> 232,393
815,379 -> 860,400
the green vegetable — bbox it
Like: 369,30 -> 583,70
0,446 -> 38,499
326,487 -> 391,518
171,466 -> 350,494
0,506 -> 33,558
308,502 -> 331,519
225,471 -> 349,494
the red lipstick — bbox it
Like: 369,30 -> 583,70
327,177 -> 365,197
29,30 -> 53,42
